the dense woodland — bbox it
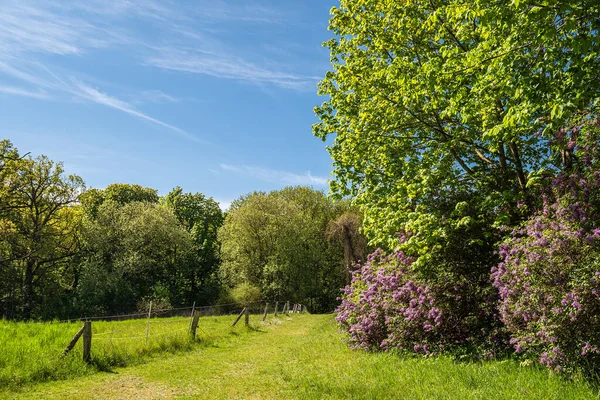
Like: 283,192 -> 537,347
0,139 -> 366,319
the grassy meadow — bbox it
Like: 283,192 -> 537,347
0,312 -> 260,389
1,314 -> 599,399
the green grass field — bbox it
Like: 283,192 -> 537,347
1,314 -> 599,399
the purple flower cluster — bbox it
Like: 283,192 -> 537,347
336,245 -> 504,355
493,123 -> 600,372
336,249 -> 445,352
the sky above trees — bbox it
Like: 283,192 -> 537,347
0,0 -> 334,209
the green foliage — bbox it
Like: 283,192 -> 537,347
314,0 -> 600,248
231,283 -> 262,306
76,201 -> 194,315
219,187 -> 358,312
80,183 -> 158,219
162,187 -> 224,305
0,142 -> 84,319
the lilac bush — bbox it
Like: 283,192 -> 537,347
493,121 -> 600,373
337,244 -> 504,355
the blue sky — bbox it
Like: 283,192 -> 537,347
0,0 -> 336,209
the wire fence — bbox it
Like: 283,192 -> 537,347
60,300 -> 306,362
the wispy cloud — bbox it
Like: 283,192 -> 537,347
146,48 -> 319,90
0,0 -> 319,143
0,85 -> 49,99
74,82 -> 197,141
0,56 -> 194,140
0,0 -> 317,93
134,90 -> 180,105
0,1 -> 129,56
219,164 -> 328,186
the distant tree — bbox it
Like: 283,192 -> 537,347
163,187 -> 224,304
80,183 -> 158,219
1,152 -> 84,319
326,210 -> 366,283
77,201 -> 194,315
218,187 -> 351,312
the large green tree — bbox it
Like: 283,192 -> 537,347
80,183 -> 158,219
218,187 -> 358,312
77,201 -> 194,315
314,0 -> 600,249
0,148 -> 84,319
163,187 -> 224,304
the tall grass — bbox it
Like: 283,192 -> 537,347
0,314 -> 253,389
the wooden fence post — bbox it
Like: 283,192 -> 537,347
274,302 -> 279,317
285,301 -> 290,314
188,301 -> 196,334
82,321 -> 92,363
244,306 -> 250,326
145,301 -> 152,345
190,313 -> 200,339
262,303 -> 268,321
292,304 -> 297,313
62,323 -> 85,357
232,307 -> 246,326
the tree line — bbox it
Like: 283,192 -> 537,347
0,139 -> 365,320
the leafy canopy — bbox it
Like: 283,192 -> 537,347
314,0 -> 600,248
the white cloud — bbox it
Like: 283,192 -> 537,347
215,198 -> 232,211
146,48 -> 319,90
219,164 -> 328,187
0,0 -> 316,93
135,90 -> 180,104
0,58 -> 195,140
0,85 -> 49,99
73,82 -> 197,141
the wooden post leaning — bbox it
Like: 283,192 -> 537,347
62,323 -> 86,357
82,321 -> 92,363
232,307 -> 246,327
190,313 -> 200,339
262,303 -> 268,322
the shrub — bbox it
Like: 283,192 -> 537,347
493,120 -> 600,373
337,243 -> 505,357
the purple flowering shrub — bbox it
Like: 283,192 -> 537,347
336,248 -> 439,352
493,121 -> 600,373
337,237 -> 505,355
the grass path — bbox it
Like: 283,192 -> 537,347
3,314 -> 599,399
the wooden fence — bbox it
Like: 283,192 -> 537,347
62,301 -> 306,363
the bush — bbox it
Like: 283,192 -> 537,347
337,243 -> 505,357
493,120 -> 600,374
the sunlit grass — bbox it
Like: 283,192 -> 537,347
0,312 -> 262,389
2,314 -> 599,399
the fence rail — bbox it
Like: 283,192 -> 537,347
61,301 -> 306,362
